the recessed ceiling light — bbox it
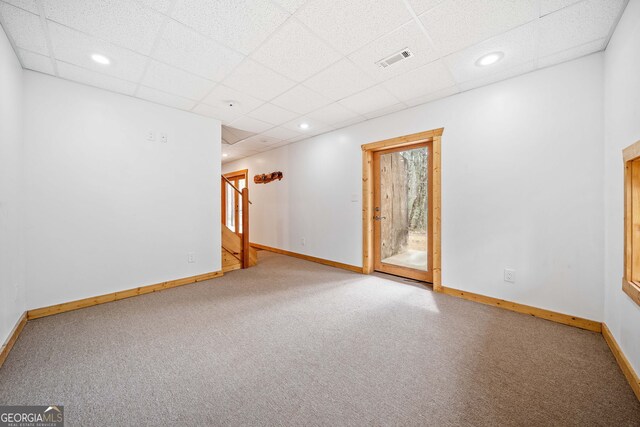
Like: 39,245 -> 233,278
91,53 -> 111,65
475,51 -> 504,67
222,153 -> 229,158
299,123 -> 310,130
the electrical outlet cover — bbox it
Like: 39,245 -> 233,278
504,268 -> 515,283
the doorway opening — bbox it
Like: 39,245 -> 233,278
362,129 -> 442,289
222,169 -> 248,236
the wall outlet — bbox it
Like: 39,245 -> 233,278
147,130 -> 155,141
300,238 -> 305,246
187,252 -> 195,263
504,268 -> 516,283
160,133 -> 167,143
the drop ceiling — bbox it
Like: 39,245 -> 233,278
0,0 -> 627,163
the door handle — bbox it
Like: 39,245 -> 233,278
374,215 -> 386,221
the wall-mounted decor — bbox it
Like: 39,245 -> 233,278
254,171 -> 283,184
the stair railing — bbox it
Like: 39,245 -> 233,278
222,175 -> 251,268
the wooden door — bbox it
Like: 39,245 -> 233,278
373,142 -> 433,282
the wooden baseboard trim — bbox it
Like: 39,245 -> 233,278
222,264 -> 242,273
251,243 -> 364,274
602,323 -> 640,401
0,311 -> 27,369
27,270 -> 224,320
439,286 -> 602,332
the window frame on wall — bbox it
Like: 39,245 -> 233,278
622,140 -> 640,307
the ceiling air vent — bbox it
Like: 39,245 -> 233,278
376,48 -> 413,68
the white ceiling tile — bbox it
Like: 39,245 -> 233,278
403,84 -> 460,106
420,0 -> 538,56
222,125 -> 256,145
193,103 -> 242,124
287,135 -> 308,143
57,61 -> 137,95
266,140 -> 292,148
247,103 -> 298,125
270,84 -> 332,114
0,3 -> 48,54
296,0 -> 413,55
306,102 -> 361,126
250,18 -> 341,82
281,116 -> 330,134
444,22 -> 536,84
382,59 -> 456,101
2,0 -> 38,13
137,86 -> 197,110
230,116 -> 274,133
261,126 -> 302,140
407,0 -> 446,15
171,0 -> 288,55
537,0 -> 625,57
221,59 -> 296,101
18,49 -> 54,74
303,58 -> 376,101
457,61 -> 535,92
0,0 -> 622,124
235,138 -> 271,151
49,22 -> 148,82
540,0 -> 582,16
152,20 -> 245,81
142,60 -> 215,99
202,84 -> 264,114
272,0 -> 307,14
363,102 -> 407,119
338,85 -> 402,115
537,38 -> 605,69
335,116 -> 366,129
348,21 -> 439,82
242,134 -> 284,147
135,0 -> 173,14
229,146 -> 260,155
43,0 -> 165,55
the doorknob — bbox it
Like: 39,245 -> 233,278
374,215 -> 386,221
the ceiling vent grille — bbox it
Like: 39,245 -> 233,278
376,48 -> 413,68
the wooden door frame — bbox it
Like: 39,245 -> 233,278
362,128 -> 442,291
222,169 -> 248,233
373,141 -> 433,282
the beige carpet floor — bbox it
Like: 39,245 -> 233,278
1,251 -> 638,426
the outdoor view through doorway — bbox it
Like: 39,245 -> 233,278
373,142 -> 432,282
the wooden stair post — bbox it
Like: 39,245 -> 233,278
242,187 -> 249,268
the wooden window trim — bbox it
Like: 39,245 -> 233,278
622,140 -> 640,307
361,128 -> 442,291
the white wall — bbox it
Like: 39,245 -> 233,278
24,72 -> 222,310
603,0 -> 640,374
0,26 -> 26,345
225,54 -> 605,321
